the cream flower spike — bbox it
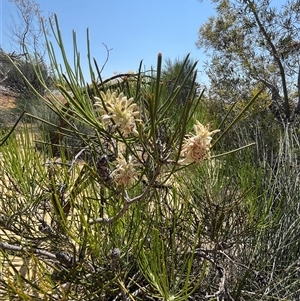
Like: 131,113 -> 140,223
94,91 -> 140,136
111,154 -> 137,187
179,121 -> 220,165
94,90 -> 114,112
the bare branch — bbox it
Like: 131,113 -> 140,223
7,0 -> 52,58
245,0 -> 290,119
0,241 -> 56,260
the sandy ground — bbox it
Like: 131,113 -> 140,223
0,89 -> 17,127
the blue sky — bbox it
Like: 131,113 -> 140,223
0,0 -> 215,82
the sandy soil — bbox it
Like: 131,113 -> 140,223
0,89 -> 17,127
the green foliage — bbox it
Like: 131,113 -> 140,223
0,15 -> 215,300
162,55 -> 200,105
2,12 -> 300,301
0,48 -> 52,96
197,0 -> 300,121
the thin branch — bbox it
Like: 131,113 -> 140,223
93,42 -> 113,80
190,249 -> 235,300
295,65 -> 300,113
67,147 -> 88,174
0,241 -> 56,260
246,0 -> 290,119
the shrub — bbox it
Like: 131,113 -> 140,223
0,47 -> 52,96
2,15 -> 299,301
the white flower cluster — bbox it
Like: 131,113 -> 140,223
179,121 -> 220,165
111,154 -> 137,187
94,91 -> 140,136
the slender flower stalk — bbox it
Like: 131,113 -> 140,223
94,91 -> 140,136
179,121 -> 220,165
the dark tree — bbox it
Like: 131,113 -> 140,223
0,47 -> 51,95
162,55 -> 200,104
